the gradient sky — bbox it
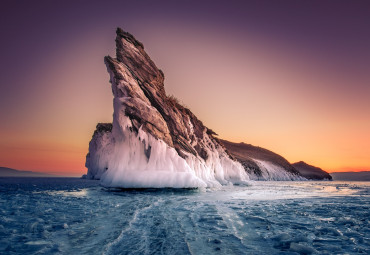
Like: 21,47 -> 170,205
1,0 -> 369,176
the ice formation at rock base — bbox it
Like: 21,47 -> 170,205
86,28 -> 305,188
86,98 -> 251,188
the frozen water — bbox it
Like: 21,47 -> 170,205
0,178 -> 369,254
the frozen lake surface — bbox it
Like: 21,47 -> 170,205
0,178 -> 369,254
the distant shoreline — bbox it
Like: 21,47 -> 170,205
2,166 -> 369,181
330,171 -> 370,181
0,167 -> 79,178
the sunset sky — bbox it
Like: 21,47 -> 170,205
1,0 -> 369,176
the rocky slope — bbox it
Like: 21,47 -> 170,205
292,161 -> 332,180
85,28 -> 304,188
219,140 -> 303,180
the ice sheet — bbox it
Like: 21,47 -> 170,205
0,178 -> 369,255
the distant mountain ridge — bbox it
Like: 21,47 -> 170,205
0,167 -> 55,177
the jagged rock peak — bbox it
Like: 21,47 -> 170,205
85,28 -> 305,188
113,27 -> 165,90
116,27 -> 144,49
104,27 -> 213,160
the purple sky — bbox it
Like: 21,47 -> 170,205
1,0 -> 369,174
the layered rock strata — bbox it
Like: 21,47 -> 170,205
85,28 -> 304,188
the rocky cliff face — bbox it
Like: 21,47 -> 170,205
220,140 -> 304,180
85,28 -> 304,188
85,28 -> 251,188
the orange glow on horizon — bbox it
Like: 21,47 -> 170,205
0,25 -> 369,176
0,144 -> 86,176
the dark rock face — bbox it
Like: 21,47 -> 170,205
105,28 -> 213,159
292,161 -> 332,180
85,28 -> 308,186
94,123 -> 112,135
86,28 -> 252,187
220,139 -> 300,178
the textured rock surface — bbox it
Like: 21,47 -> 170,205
220,140 -> 303,180
292,161 -> 332,180
85,28 -> 304,187
104,29 -> 213,159
85,28 -> 251,188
